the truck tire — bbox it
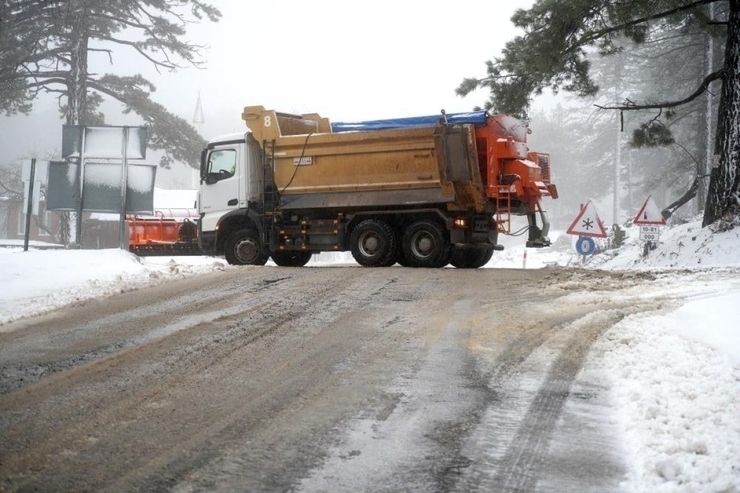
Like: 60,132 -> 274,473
382,238 -> 403,267
225,229 -> 269,266
402,221 -> 450,268
271,251 -> 312,267
450,246 -> 494,269
350,219 -> 397,267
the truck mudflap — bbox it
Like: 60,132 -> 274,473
197,229 -> 217,255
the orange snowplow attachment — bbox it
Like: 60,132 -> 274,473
127,209 -> 201,256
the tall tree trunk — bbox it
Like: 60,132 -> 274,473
698,2 -> 716,213
61,0 -> 89,245
703,0 -> 740,226
65,1 -> 88,126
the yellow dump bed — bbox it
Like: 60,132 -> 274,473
242,106 -> 487,212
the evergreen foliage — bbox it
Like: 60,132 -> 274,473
459,0 -> 740,226
0,0 -> 220,168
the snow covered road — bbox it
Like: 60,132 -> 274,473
3,264 -> 734,492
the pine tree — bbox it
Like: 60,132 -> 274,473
0,0 -> 221,168
1,0 -> 220,245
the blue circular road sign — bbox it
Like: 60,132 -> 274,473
575,236 -> 596,256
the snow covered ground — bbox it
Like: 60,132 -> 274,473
1,216 -> 739,492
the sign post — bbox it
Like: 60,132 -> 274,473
21,159 -> 50,251
120,127 -> 130,251
23,159 -> 36,252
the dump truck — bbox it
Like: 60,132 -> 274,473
197,106 -> 557,268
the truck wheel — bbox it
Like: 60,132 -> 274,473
225,229 -> 269,266
450,246 -> 494,269
402,221 -> 450,268
350,219 -> 396,267
271,251 -> 312,267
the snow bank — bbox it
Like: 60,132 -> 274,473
596,308 -> 740,492
0,249 -> 227,326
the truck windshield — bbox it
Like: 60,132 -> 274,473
208,149 -> 237,179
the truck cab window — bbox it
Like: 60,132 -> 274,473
208,149 -> 237,181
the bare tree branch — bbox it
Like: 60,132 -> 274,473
595,69 -> 724,110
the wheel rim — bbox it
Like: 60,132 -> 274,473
235,238 -> 259,264
358,230 -> 381,258
410,231 -> 435,259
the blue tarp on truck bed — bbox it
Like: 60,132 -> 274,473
331,111 -> 489,132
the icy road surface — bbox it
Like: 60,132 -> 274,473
0,266 -> 706,492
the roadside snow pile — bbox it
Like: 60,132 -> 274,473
592,215 -> 740,271
595,305 -> 740,492
574,215 -> 740,492
0,249 -> 226,325
487,214 -> 739,271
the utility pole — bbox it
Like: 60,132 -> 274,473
699,2 -> 715,212
614,113 -> 622,225
613,52 -> 624,226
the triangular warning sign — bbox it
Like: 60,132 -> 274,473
633,196 -> 666,225
566,200 -> 608,238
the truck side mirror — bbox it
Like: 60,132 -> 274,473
199,149 -> 208,181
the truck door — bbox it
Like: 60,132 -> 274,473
199,147 -> 241,218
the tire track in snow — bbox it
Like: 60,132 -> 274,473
453,306 -> 631,492
488,311 -> 625,492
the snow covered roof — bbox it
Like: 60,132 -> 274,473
208,132 -> 246,145
153,188 -> 197,209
